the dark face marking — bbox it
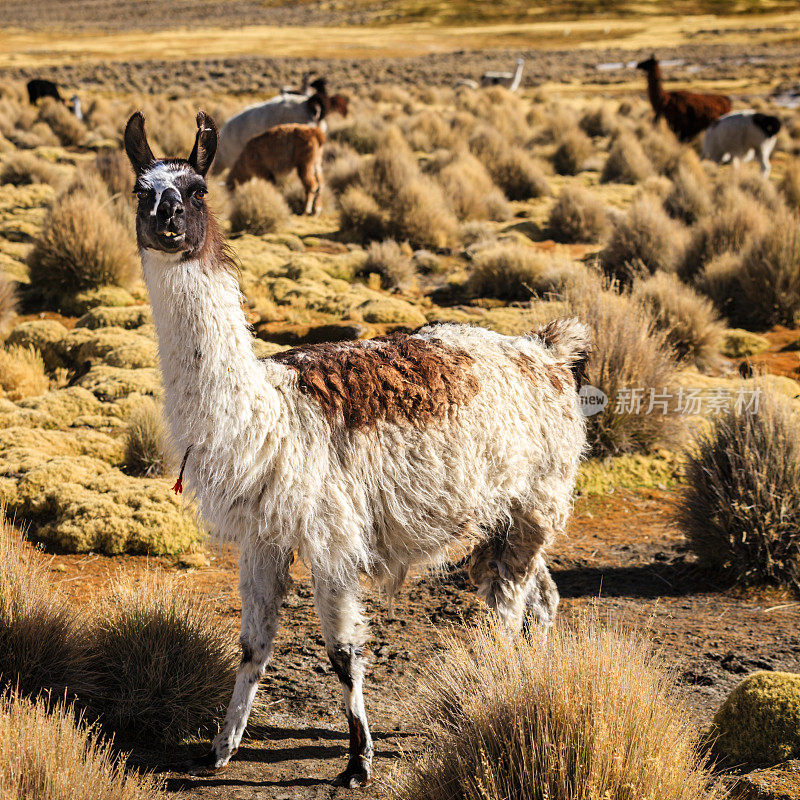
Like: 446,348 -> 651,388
270,332 -> 479,429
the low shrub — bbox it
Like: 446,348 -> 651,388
0,151 -> 64,187
0,516 -> 88,701
600,195 -> 687,281
431,150 -> 510,222
679,385 -> 800,590
36,97 -> 86,147
779,160 -> 800,211
94,148 -> 134,199
567,279 -> 681,456
664,155 -> 712,224
390,617 -> 718,800
0,691 -> 164,800
338,185 -> 386,241
123,399 -> 173,478
468,243 -> 568,301
359,239 -> 416,290
0,345 -> 49,400
551,128 -> 593,175
547,186 -> 609,243
579,103 -> 617,137
228,178 -> 290,235
28,187 -> 139,301
0,271 -> 16,338
633,272 -> 724,371
601,131 -> 653,184
85,574 -> 236,745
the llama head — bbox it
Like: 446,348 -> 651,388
330,94 -> 349,118
636,54 -> 658,71
124,110 -> 218,258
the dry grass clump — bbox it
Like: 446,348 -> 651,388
94,148 -> 134,199
600,195 -> 687,281
579,102 -> 617,137
28,185 -> 139,300
228,177 -> 290,235
85,573 -> 236,745
330,116 -> 385,154
36,97 -> 86,147
324,144 -> 362,195
568,279 -> 681,456
0,271 -> 16,338
679,385 -> 800,591
0,691 -> 164,800
664,155 -> 712,224
0,517 -> 88,701
123,399 -> 173,478
390,617 -> 718,800
734,211 -> 800,328
0,151 -> 64,186
551,128 -> 594,175
469,126 -> 550,200
633,272 -> 724,371
359,239 -> 416,290
430,150 -> 510,222
779,160 -> 800,211
0,345 -> 49,400
547,186 -> 609,243
467,243 -> 568,301
680,188 -> 770,280
601,131 -> 653,184
339,186 -> 386,241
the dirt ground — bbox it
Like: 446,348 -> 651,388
39,487 -> 800,798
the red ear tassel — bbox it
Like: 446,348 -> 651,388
173,445 -> 193,496
172,478 -> 183,495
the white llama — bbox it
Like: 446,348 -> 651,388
124,110 -> 589,787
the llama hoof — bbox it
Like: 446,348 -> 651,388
188,749 -> 232,776
333,758 -> 372,788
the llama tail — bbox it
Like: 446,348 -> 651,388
314,127 -> 327,146
534,318 -> 592,387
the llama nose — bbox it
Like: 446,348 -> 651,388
156,189 -> 185,231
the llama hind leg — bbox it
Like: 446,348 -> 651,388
522,554 -> 560,635
297,164 -> 319,216
196,546 -> 292,773
313,571 -> 373,788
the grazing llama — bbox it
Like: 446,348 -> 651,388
702,110 -> 782,177
124,110 -> 589,787
481,58 -> 524,91
637,55 -> 732,142
226,124 -> 326,215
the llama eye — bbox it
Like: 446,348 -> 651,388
134,189 -> 149,201
194,188 -> 207,200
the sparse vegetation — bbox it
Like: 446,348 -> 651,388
360,239 -> 416,290
467,243 -> 568,301
123,399 -> 173,478
679,385 -> 800,591
85,573 -> 236,745
390,618 -> 718,800
551,127 -> 593,175
547,185 -> 609,243
0,151 -> 65,187
601,131 -> 653,184
0,345 -> 49,400
229,177 -> 290,235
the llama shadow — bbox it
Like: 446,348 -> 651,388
554,561 -> 718,600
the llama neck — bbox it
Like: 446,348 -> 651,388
141,249 -> 279,459
645,64 -> 667,111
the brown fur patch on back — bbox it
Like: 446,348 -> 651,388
269,332 -> 478,429
512,354 -> 569,393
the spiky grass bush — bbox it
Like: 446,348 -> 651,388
547,186 -> 609,244
567,279 -> 681,456
228,177 -> 290,235
601,131 -> 653,184
0,151 -> 65,187
664,155 -> 712,224
679,386 -> 800,591
339,186 -> 386,241
551,128 -> 594,176
0,691 -> 164,800
28,187 -> 139,300
390,618 -> 719,800
0,270 -> 16,338
600,195 -> 687,281
734,211 -> 800,329
36,97 -> 86,147
123,399 -> 173,478
360,239 -> 416,290
779,161 -> 800,211
0,345 -> 49,400
579,103 -> 617,137
94,148 -> 134,199
0,516 -> 88,701
468,243 -> 570,301
431,150 -> 510,222
633,272 -> 724,371
85,574 -> 236,745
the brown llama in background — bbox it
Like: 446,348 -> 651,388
637,55 -> 732,142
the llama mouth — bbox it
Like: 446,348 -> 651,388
157,230 -> 186,248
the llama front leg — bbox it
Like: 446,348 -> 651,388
313,572 -> 373,788
195,546 -> 292,773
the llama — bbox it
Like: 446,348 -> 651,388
226,124 -> 326,215
481,58 -> 524,91
124,109 -> 589,787
26,78 -> 63,105
69,95 -> 83,121
280,72 -> 319,96
212,87 -> 347,175
636,55 -> 732,142
702,110 -> 781,176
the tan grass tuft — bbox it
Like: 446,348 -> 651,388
228,177 -> 290,235
547,186 -> 609,243
123,399 -> 174,478
551,127 -> 594,176
0,271 -> 16,338
0,345 -> 49,400
601,131 -> 653,184
359,239 -> 416,290
0,151 -> 65,187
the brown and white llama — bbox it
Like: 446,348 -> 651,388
637,55 -> 732,142
124,110 -> 589,787
226,123 -> 326,215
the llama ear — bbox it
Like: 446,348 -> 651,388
124,112 -> 155,175
188,111 -> 217,177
